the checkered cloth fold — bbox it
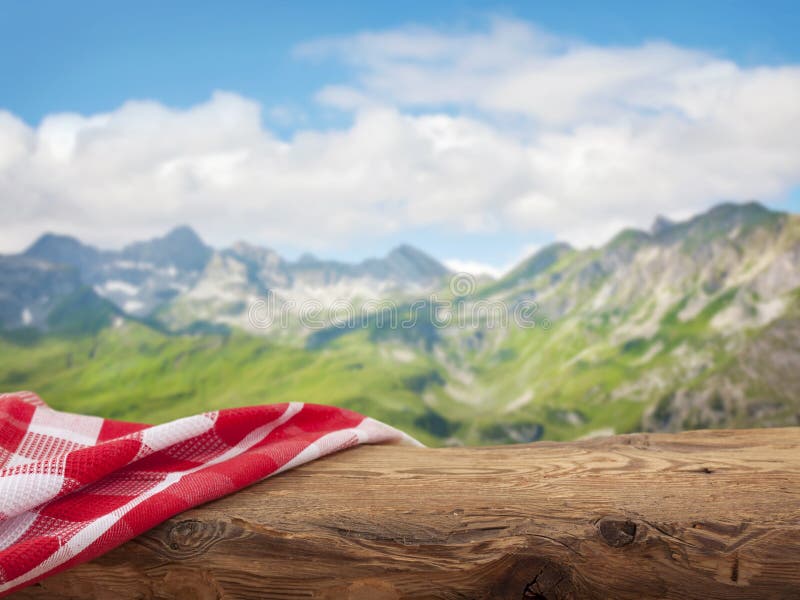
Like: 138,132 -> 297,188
0,391 -> 417,596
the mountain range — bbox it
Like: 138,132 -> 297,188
6,226 -> 450,332
1,201 -> 799,445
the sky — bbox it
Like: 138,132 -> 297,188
1,1 -> 800,275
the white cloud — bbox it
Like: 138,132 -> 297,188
1,18 -> 800,258
443,259 -> 504,279
445,240 -> 545,278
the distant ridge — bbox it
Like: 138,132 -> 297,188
7,225 -> 451,326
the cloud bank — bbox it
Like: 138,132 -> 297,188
2,18 -> 799,258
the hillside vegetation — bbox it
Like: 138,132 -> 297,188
2,202 -> 799,445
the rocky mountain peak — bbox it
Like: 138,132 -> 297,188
651,215 -> 675,236
295,252 -> 320,266
504,241 -> 573,285
122,225 -> 211,271
676,201 -> 779,241
384,244 -> 451,280
24,233 -> 103,271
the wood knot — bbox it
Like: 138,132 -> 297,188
598,518 -> 636,547
168,519 -> 205,549
164,519 -> 229,557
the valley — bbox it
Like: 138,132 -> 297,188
2,202 -> 799,445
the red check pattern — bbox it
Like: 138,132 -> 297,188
0,391 -> 418,596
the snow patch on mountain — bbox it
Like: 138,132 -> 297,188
97,280 -> 140,296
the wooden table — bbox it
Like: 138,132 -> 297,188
15,428 -> 800,599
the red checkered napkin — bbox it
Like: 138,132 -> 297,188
0,391 -> 418,596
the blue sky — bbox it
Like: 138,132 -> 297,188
3,1 -> 800,125
1,1 -> 799,272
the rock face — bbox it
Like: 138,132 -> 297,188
467,201 -> 800,438
0,256 -> 83,328
21,227 -> 211,318
158,243 -> 452,333
643,316 -> 800,432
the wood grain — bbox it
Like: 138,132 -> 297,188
14,428 -> 800,599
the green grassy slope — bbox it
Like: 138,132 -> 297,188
0,322 -> 451,446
